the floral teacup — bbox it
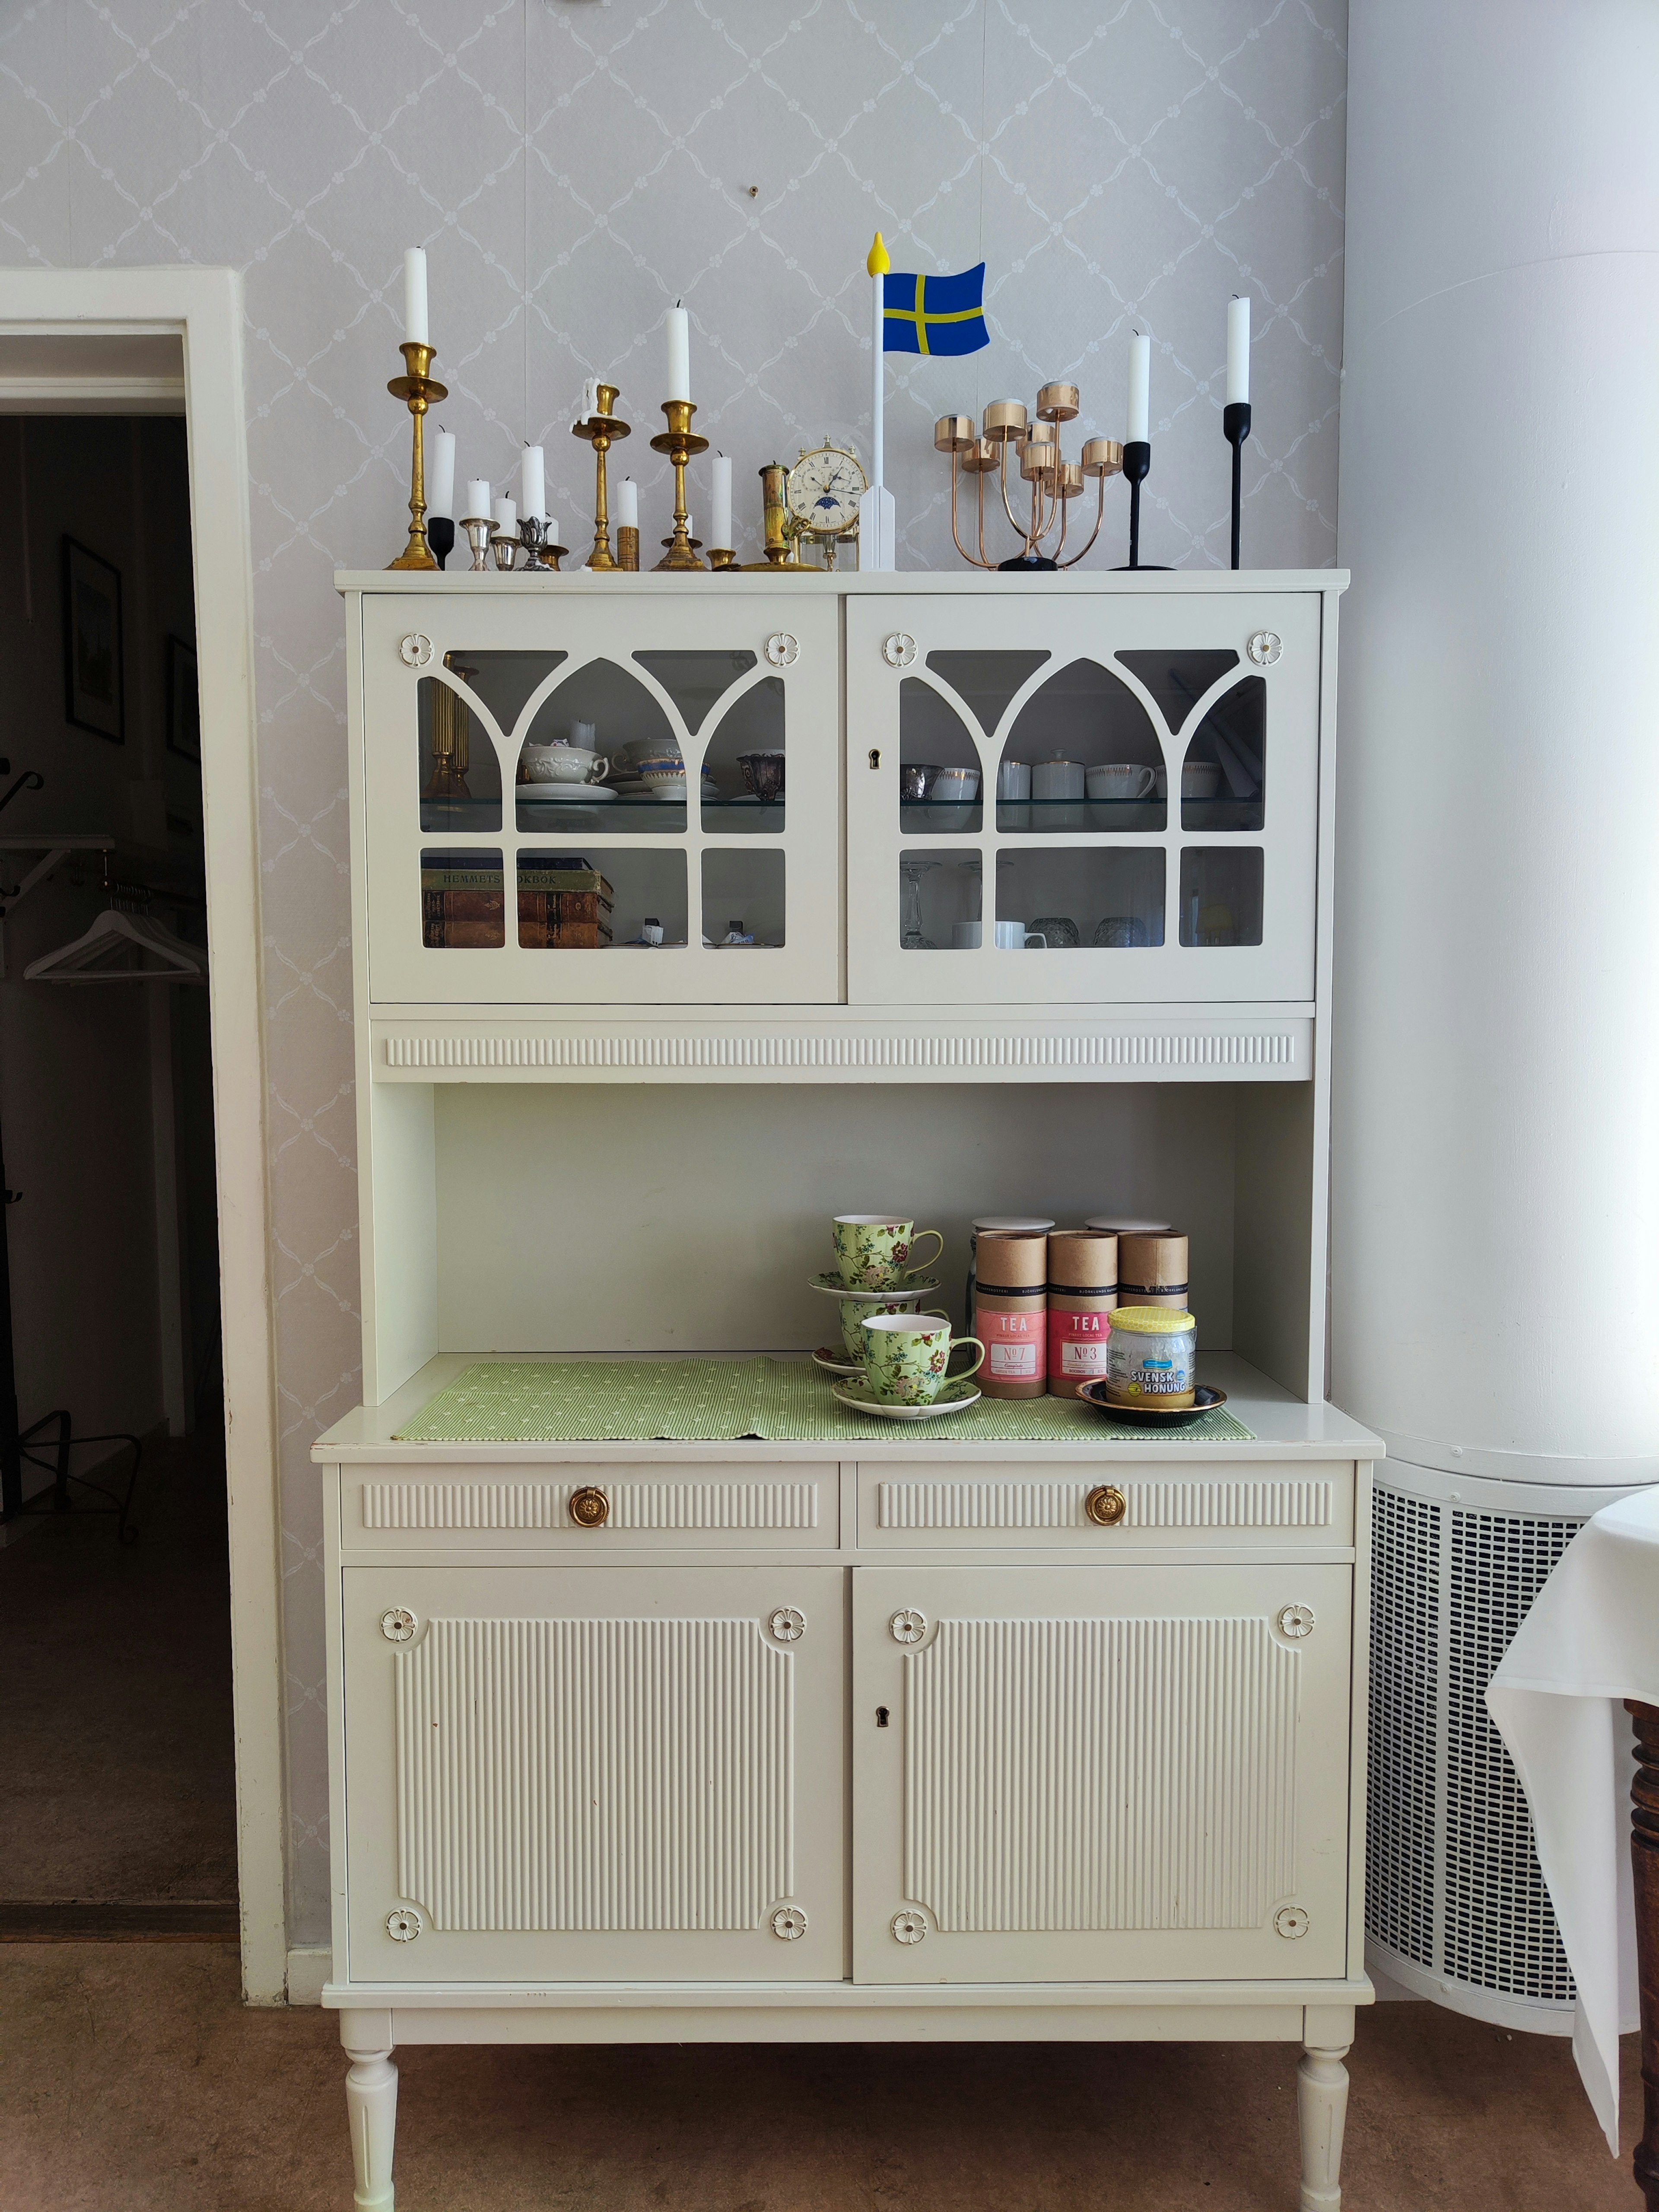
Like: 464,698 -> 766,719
861,1314 -> 985,1406
839,1294 -> 950,1363
832,1216 -> 945,1291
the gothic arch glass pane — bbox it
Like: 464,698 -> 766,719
899,677 -> 982,832
441,649 -> 569,739
515,660 -> 685,836
1115,649 -> 1241,732
998,659 -> 1165,832
418,673 -> 502,833
702,675 -> 785,834
924,650 -> 1050,734
1181,675 -> 1265,831
633,649 -> 758,734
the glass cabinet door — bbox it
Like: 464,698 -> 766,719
844,592 -> 1321,1007
362,593 -> 840,1007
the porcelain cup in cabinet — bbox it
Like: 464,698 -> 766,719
1086,763 -> 1156,802
839,1294 -> 951,1362
1032,757 -> 1085,802
994,921 -> 1047,950
1182,761 -> 1222,801
521,741 -> 610,785
832,1216 -> 945,1290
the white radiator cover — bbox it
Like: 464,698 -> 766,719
1364,1463 -> 1639,2032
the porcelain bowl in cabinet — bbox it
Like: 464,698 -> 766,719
521,741 -> 609,785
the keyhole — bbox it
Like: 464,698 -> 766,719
868,748 -> 881,770
876,1706 -> 890,1728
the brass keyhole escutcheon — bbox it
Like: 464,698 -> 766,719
569,1485 -> 610,1528
868,747 -> 881,770
1085,1484 -> 1128,1527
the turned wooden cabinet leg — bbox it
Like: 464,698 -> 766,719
1630,1700 -> 1659,2212
343,2038 -> 399,2212
1297,2042 -> 1351,2212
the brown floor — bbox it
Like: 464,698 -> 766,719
0,1433 -> 237,1910
0,1943 -> 1643,2211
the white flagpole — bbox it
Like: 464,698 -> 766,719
859,232 -> 896,569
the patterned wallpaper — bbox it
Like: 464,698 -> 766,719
0,0 -> 1347,1947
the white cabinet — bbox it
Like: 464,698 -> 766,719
339,1564 -> 845,1983
360,590 -> 842,1007
851,1564 -> 1351,1983
844,591 -> 1320,1005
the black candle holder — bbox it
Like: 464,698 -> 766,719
427,516 -> 455,571
1113,441 -> 1170,570
1223,400 -> 1252,570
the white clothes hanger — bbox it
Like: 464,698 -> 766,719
24,903 -> 206,983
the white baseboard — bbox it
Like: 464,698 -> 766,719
286,1945 -> 331,2006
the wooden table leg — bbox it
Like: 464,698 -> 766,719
1297,2041 -> 1350,2211
1630,1700 -> 1659,2212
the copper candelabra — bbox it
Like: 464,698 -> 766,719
936,384 -> 1122,570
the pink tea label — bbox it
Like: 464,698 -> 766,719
1050,1306 -> 1112,1377
982,1306 -> 1046,1380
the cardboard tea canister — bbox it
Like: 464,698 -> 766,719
1046,1229 -> 1119,1398
974,1230 -> 1049,1398
966,1215 -> 1054,1334
1118,1230 -> 1189,1311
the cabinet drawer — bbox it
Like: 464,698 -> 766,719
340,1462 -> 836,1551
857,1459 -> 1353,1549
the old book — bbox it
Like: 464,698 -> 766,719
518,918 -> 613,949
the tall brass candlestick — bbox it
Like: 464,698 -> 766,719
649,399 -> 709,569
571,383 -> 629,572
386,340 -> 448,570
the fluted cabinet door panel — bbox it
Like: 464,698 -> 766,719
852,1566 -> 1351,1984
342,1567 -> 843,1983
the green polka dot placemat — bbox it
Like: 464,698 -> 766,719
394,1358 -> 1255,1446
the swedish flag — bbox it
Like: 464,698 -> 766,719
883,263 -> 989,357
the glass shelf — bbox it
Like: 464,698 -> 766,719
899,799 -> 1169,833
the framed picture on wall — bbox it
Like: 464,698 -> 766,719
61,537 -> 124,743
166,635 -> 200,763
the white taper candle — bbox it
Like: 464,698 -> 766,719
711,453 -> 732,548
665,303 -> 691,403
464,478 -> 490,521
520,444 -> 545,523
428,431 -> 455,520
1127,332 -> 1150,444
1227,296 -> 1250,407
616,477 -> 638,529
402,248 -> 429,347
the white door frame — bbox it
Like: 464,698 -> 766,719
0,268 -> 287,2003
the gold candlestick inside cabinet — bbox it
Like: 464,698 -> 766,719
386,340 -> 449,570
649,399 -> 709,569
570,382 -> 629,572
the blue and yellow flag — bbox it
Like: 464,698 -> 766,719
883,263 -> 989,357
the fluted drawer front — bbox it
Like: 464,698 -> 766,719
342,1465 -> 834,1550
342,1566 -> 845,1983
859,1462 -> 1353,1549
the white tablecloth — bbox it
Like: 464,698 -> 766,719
1486,1483 -> 1659,2152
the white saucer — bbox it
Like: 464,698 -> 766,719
515,785 -> 617,805
808,1272 -> 944,1300
832,1376 -> 982,1420
811,1345 -> 865,1376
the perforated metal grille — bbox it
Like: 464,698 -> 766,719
1365,1487 -> 1439,1965
1443,1509 -> 1580,1999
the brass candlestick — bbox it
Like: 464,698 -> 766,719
571,383 -> 629,572
386,340 -> 449,570
649,399 -> 709,569
739,459 -> 811,571
617,525 -> 640,572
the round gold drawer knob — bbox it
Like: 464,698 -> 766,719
568,1486 -> 610,1528
1085,1484 -> 1128,1527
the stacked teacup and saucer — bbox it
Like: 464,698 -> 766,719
809,1215 -> 986,1419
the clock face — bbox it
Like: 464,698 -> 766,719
786,445 -> 868,534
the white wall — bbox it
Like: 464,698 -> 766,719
1331,0 -> 1659,1480
0,0 -> 1350,1943
0,416 -> 203,1454
436,1081 -> 1239,1354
